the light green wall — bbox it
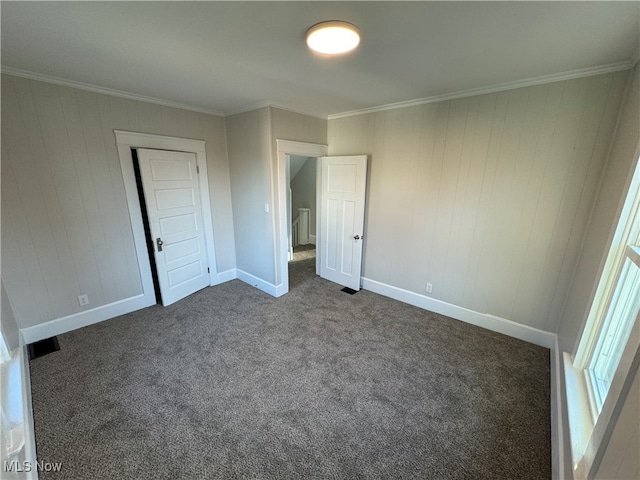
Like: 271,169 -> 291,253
559,65 -> 640,353
328,71 -> 629,332
1,74 -> 235,328
226,108 -> 276,282
291,157 -> 317,237
1,279 -> 20,350
226,107 -> 327,286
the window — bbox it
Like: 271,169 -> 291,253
575,152 -> 640,414
565,152 -> 640,477
586,245 -> 640,413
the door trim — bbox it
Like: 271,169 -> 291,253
275,140 -> 328,296
115,131 -> 218,307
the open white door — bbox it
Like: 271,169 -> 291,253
319,155 -> 368,291
137,148 -> 210,306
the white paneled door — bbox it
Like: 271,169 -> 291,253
319,155 -> 368,291
137,148 -> 210,306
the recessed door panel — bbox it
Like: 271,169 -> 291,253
154,188 -> 195,210
326,199 -> 339,271
327,164 -> 358,193
167,261 -> 203,288
164,237 -> 200,264
341,200 -> 356,276
159,213 -> 198,237
150,159 -> 194,181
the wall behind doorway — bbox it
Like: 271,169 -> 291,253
291,156 -> 317,241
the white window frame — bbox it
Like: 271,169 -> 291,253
574,158 -> 640,372
565,149 -> 640,479
587,245 -> 640,412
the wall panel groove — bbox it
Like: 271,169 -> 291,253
328,71 -> 629,330
1,74 -> 235,330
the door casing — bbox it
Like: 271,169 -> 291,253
116,130 -> 218,308
275,140 -> 328,296
276,140 -> 368,296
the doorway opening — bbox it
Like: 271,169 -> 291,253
131,148 -> 162,304
275,140 -> 368,297
287,154 -> 318,291
275,140 -> 327,297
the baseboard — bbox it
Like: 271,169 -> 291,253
211,268 -> 237,285
309,234 -> 316,245
236,269 -> 282,297
20,294 -> 154,344
21,270 -> 242,344
361,277 -> 556,349
273,282 -> 288,297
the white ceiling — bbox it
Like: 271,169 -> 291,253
2,1 -> 638,118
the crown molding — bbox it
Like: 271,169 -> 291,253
3,60 -> 634,123
0,68 -> 327,120
0,67 -> 225,117
328,61 -> 635,120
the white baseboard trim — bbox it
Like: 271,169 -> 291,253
211,268 -> 237,285
273,282 -> 288,298
309,234 -> 316,245
22,269 -> 242,344
20,294 -> 154,344
361,277 -> 556,349
236,269 -> 281,297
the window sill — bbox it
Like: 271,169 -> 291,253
563,352 -> 595,479
564,316 -> 640,480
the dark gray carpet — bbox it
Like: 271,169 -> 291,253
29,258 -> 551,479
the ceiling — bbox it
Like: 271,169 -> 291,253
1,1 -> 639,118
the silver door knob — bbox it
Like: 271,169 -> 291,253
156,237 -> 164,252
354,235 -> 363,240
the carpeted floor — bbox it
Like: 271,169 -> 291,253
29,258 -> 551,479
291,244 -> 316,262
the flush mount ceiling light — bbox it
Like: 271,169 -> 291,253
306,21 -> 361,55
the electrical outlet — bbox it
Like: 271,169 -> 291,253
78,294 -> 89,306
426,283 -> 433,293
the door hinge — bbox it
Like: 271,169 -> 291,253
196,165 -> 200,174
207,267 -> 210,273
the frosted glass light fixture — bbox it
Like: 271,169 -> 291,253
306,21 -> 360,55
